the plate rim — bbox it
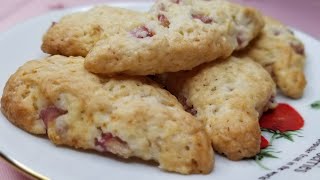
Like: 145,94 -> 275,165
0,2 -> 320,180
0,151 -> 49,180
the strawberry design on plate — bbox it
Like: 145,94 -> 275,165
260,103 -> 304,142
255,103 -> 304,169
260,136 -> 269,149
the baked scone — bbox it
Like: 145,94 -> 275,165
161,56 -> 276,160
1,55 -> 213,174
41,6 -> 148,57
42,1 -> 264,75
237,17 -> 306,98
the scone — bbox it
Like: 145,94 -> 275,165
42,6 -> 148,57
42,1 -> 264,75
161,56 -> 276,160
237,17 -> 306,98
1,55 -> 213,174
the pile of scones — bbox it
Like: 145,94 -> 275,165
1,0 -> 306,174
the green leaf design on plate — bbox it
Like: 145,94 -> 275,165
261,129 -> 303,143
255,148 -> 280,170
256,129 -> 303,170
311,101 -> 320,109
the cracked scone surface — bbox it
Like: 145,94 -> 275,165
162,56 -> 276,160
42,0 -> 264,75
237,17 -> 306,98
1,55 -> 213,174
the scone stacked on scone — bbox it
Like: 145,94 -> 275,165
237,17 -> 306,98
42,0 -> 264,75
159,56 -> 276,160
40,0 -> 267,161
149,0 -> 264,50
1,56 -> 213,174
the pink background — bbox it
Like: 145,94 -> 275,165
1,0 -> 319,38
0,0 -> 319,180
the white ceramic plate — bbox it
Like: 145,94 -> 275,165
0,2 -> 320,180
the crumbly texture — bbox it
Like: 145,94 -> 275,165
237,17 -> 306,98
1,55 -> 214,174
162,56 -> 276,160
42,1 -> 264,75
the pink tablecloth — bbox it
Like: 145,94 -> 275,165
1,0 -> 320,38
1,0 -> 319,180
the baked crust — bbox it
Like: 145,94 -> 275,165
237,17 -> 306,98
42,0 -> 264,75
162,56 -> 276,160
1,55 -> 213,174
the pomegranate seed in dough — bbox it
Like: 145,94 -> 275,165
95,132 -> 113,150
236,33 -> 245,47
40,106 -> 67,128
172,0 -> 181,4
131,26 -> 155,38
158,14 -> 170,27
192,14 -> 213,24
95,132 -> 127,151
179,96 -> 198,116
290,42 -> 305,55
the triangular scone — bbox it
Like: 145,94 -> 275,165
149,0 -> 264,50
237,17 -> 306,98
1,55 -> 213,174
161,56 -> 276,160
42,0 -> 264,75
85,0 -> 263,75
42,6 -> 148,57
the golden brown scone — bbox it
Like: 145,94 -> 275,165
85,0 -> 263,75
161,56 -> 276,160
237,17 -> 306,98
1,55 -> 213,174
41,6 -> 148,57
42,1 -> 264,75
